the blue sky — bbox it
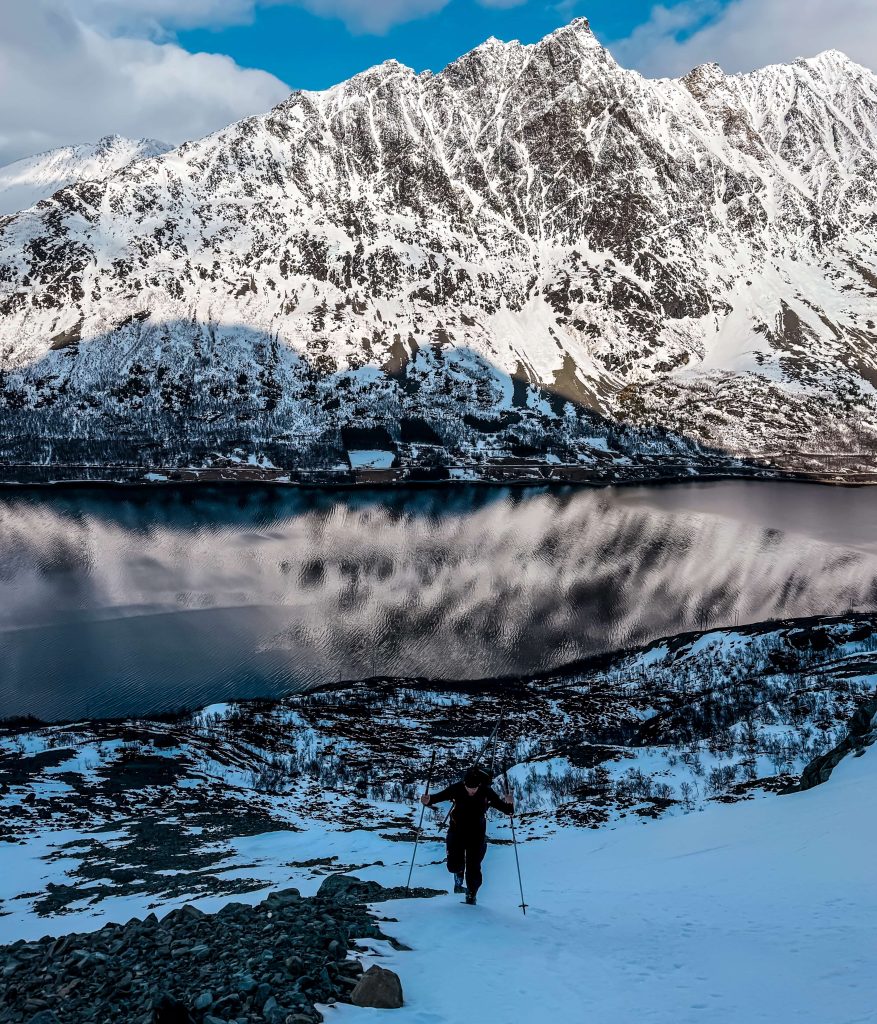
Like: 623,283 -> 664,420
177,0 -> 712,92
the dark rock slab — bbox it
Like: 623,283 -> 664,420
317,874 -> 443,904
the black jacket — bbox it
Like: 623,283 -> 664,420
427,781 -> 513,833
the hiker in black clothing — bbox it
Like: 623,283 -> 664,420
421,766 -> 514,904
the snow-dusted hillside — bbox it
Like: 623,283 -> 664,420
1,19 -> 877,478
0,135 -> 171,217
2,612 -> 875,919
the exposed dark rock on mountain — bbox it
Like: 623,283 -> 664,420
1,20 -> 876,480
792,694 -> 877,791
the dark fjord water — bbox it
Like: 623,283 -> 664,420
2,481 -> 877,722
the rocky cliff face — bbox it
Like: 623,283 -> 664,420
1,19 -> 876,478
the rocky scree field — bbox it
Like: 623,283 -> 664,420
0,876 -> 439,1024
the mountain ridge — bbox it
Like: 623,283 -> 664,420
0,135 -> 172,217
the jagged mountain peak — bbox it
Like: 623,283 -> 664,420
317,56 -> 419,109
529,14 -> 613,65
405,15 -> 609,92
798,48 -> 860,72
681,61 -> 729,100
683,61 -> 726,84
744,46 -> 871,93
542,15 -> 597,42
346,56 -> 417,83
470,34 -> 507,51
793,49 -> 877,92
92,133 -> 169,156
448,14 -> 600,60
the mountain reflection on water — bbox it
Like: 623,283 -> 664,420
1,481 -> 876,721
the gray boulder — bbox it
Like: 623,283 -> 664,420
193,991 -> 212,1011
350,965 -> 403,1009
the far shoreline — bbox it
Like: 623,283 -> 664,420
1,456 -> 877,490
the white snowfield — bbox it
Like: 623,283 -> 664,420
333,746 -> 876,1024
3,739 -> 873,1023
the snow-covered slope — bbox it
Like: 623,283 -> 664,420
0,135 -> 171,216
1,19 -> 876,476
1,632 -> 874,1021
359,740 -> 877,1024
3,742 -> 874,1021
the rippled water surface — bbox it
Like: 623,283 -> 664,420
2,482 -> 877,721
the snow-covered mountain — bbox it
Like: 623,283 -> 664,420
0,135 -> 171,217
1,19 -> 876,478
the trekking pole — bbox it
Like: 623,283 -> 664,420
405,750 -> 436,894
489,708 -> 504,780
483,707 -> 505,830
474,716 -> 502,773
503,769 -> 527,915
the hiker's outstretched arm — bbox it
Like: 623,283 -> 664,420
487,786 -> 514,814
421,784 -> 454,807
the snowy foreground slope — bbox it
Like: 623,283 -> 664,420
1,614 -> 875,1020
1,19 -> 877,480
344,744 -> 877,1024
0,136 -> 171,217
1,697 -> 874,1023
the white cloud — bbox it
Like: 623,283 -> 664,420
65,0 -> 260,35
288,0 -> 525,34
612,0 -> 877,78
62,0 -> 488,36
295,0 -> 450,34
475,0 -> 528,9
0,0 -> 290,166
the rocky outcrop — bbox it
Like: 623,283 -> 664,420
0,879 -> 437,1024
791,698 -> 877,792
